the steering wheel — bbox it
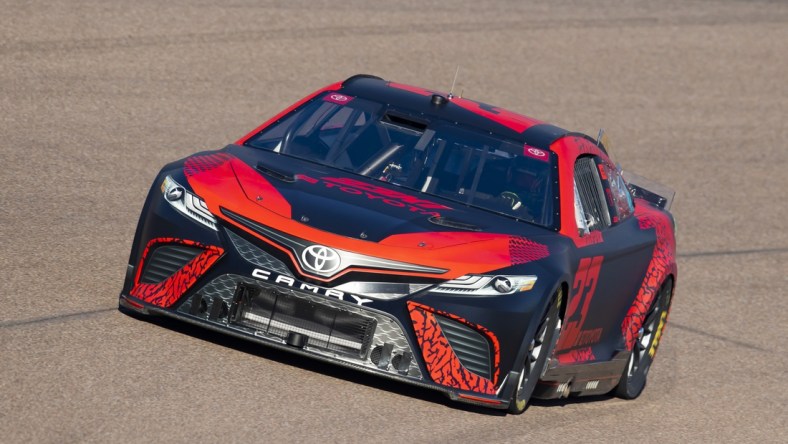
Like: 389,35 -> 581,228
499,191 -> 522,210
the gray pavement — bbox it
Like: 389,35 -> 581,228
1,1 -> 787,442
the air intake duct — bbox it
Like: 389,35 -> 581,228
140,245 -> 203,283
435,315 -> 492,380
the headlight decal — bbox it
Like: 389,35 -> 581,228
432,274 -> 537,295
162,175 -> 218,230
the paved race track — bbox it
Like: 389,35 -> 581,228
1,1 -> 786,442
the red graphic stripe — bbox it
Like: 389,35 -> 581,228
556,347 -> 596,364
230,157 -> 293,218
130,238 -> 224,308
184,153 -> 233,177
556,256 -> 604,356
621,201 -> 676,350
508,236 -> 549,265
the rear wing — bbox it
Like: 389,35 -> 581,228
623,171 -> 675,212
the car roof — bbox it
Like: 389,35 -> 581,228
339,74 -> 571,150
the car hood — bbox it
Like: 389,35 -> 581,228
183,149 -> 552,281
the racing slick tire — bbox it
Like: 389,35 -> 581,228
508,289 -> 562,414
614,278 -> 674,399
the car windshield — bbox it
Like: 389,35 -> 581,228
245,93 -> 557,228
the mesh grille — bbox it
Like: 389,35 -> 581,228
140,245 -> 202,284
435,315 -> 492,379
226,229 -> 293,276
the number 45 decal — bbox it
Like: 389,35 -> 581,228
556,256 -> 604,351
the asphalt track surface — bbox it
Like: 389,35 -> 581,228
1,1 -> 787,442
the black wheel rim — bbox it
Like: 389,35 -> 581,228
626,282 -> 672,391
514,300 -> 561,406
516,315 -> 548,399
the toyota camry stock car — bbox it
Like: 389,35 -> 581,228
119,74 -> 677,413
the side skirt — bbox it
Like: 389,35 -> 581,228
533,351 -> 630,399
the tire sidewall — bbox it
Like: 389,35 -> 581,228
509,294 -> 561,414
615,279 -> 674,399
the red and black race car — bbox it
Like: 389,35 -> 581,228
119,74 -> 677,413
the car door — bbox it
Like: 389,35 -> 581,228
554,155 -> 655,363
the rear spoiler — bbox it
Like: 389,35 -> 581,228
623,171 -> 675,211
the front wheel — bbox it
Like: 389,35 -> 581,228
508,290 -> 562,414
614,278 -> 674,399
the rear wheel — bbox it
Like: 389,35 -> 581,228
615,279 -> 674,399
508,290 -> 562,414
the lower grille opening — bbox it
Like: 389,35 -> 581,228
229,283 -> 377,359
435,315 -> 492,380
140,245 -> 202,284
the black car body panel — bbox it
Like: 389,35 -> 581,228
120,75 -> 677,410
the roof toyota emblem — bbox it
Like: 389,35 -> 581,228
527,147 -> 546,157
301,245 -> 341,274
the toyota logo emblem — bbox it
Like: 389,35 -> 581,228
329,94 -> 348,102
301,245 -> 341,274
527,148 -> 546,157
